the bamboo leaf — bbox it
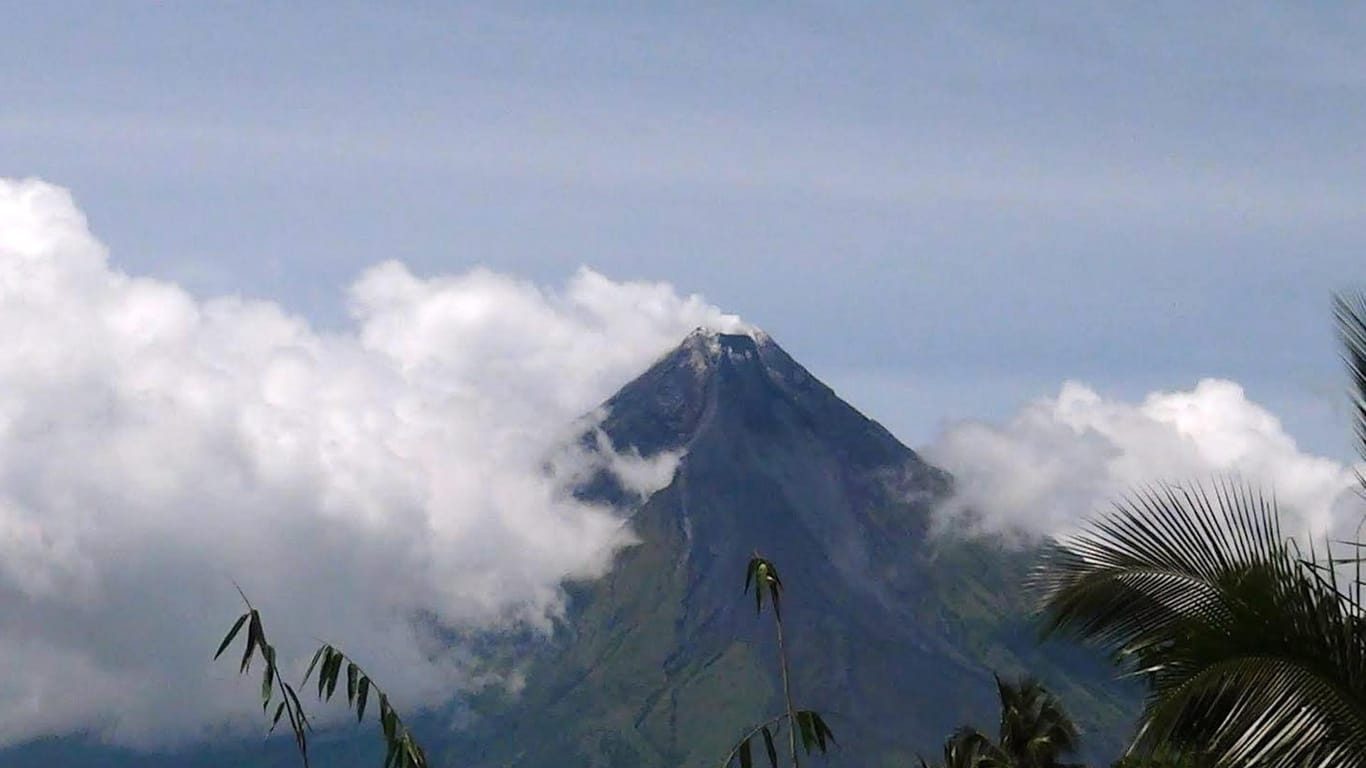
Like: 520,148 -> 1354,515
303,645 -> 327,686
357,676 -> 371,722
260,646 -> 275,706
214,613 -> 249,660
239,613 -> 260,674
761,725 -> 778,768
795,711 -> 819,754
315,650 -> 329,698
283,682 -> 311,733
811,712 -> 830,751
813,712 -> 835,748
381,696 -> 396,739
324,650 -> 343,701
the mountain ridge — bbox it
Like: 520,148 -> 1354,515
455,328 -> 1135,768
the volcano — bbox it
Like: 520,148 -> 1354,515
2,329 -> 1133,768
453,329 -> 1134,768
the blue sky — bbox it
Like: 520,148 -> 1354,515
5,2 -> 1364,455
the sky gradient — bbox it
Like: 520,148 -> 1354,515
6,4 -> 1365,457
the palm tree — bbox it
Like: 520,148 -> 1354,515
924,726 -> 999,768
994,675 -> 1081,768
1029,294 -> 1366,768
922,675 -> 1080,768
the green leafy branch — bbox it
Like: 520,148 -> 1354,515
723,554 -> 835,768
214,587 -> 428,768
721,710 -> 836,768
303,644 -> 428,768
214,586 -> 314,764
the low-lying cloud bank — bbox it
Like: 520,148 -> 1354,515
925,379 -> 1362,542
0,178 -> 745,748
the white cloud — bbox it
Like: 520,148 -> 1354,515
924,379 -> 1363,542
0,178 -> 743,748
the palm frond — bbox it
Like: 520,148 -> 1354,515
1030,480 -> 1366,767
994,674 -> 1080,767
1333,292 -> 1366,463
1030,482 -> 1290,657
943,725 -> 1005,768
1134,655 -> 1366,768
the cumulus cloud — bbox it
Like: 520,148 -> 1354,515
924,379 -> 1363,542
0,178 -> 745,748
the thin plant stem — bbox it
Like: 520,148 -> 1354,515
774,609 -> 799,768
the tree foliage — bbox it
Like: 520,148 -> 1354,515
1028,292 -> 1366,768
213,586 -> 313,762
214,587 -> 428,768
920,675 -> 1080,768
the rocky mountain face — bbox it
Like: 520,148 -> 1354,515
450,329 -> 1134,768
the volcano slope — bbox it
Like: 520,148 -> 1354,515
449,330 -> 1133,768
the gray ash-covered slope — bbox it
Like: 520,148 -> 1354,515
459,330 -> 1134,768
